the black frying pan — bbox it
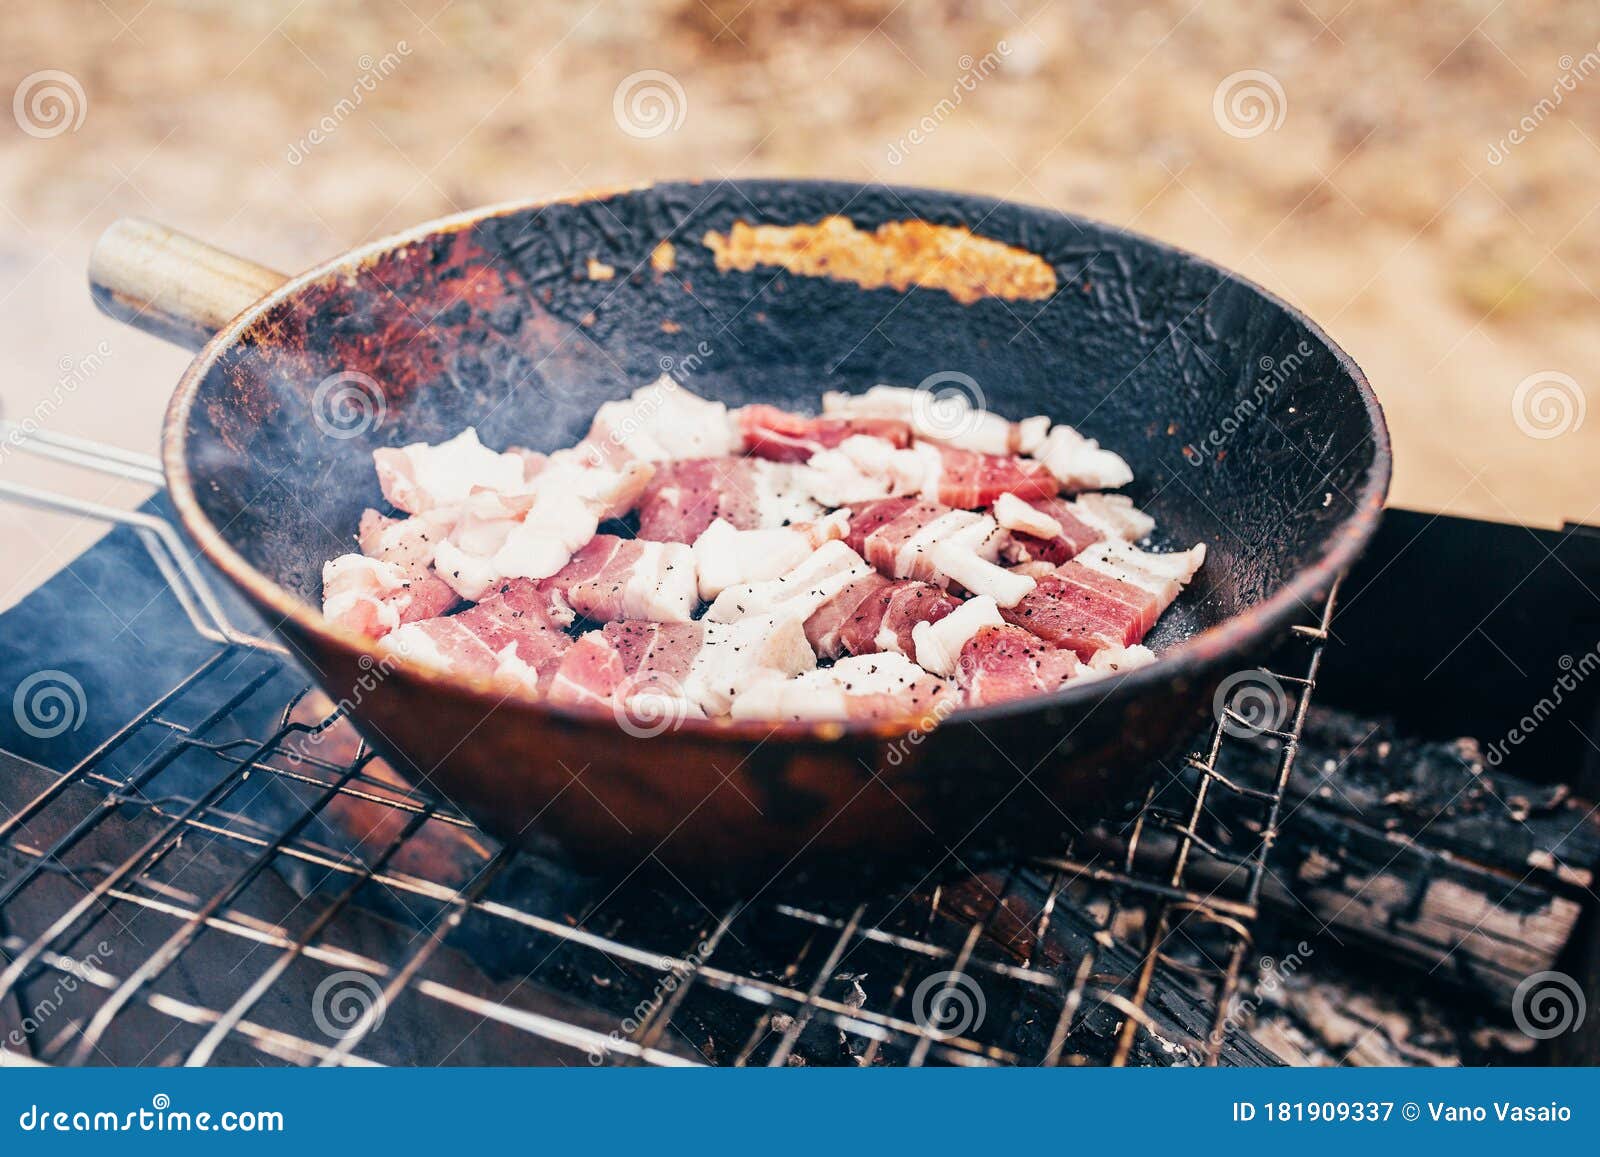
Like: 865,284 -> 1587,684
87,180 -> 1389,879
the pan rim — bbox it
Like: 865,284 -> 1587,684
160,177 -> 1392,745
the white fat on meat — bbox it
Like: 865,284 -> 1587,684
586,375 -> 741,462
893,509 -> 1036,608
1076,540 -> 1207,603
434,453 -> 655,600
372,428 -> 530,514
729,653 -> 952,723
321,554 -> 405,635
1029,425 -> 1134,492
1076,644 -> 1158,681
801,436 -> 938,507
992,492 -> 1063,539
1071,492 -> 1156,541
705,540 -> 874,624
692,510 -> 851,600
685,614 -> 817,716
822,385 -> 1051,455
912,596 -> 1004,677
615,541 -> 698,622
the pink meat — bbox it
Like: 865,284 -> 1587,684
1003,496 -> 1107,567
999,561 -> 1162,658
356,509 -> 462,623
844,497 -> 948,577
736,403 -> 911,463
801,572 -> 958,659
931,445 -> 1058,508
546,620 -> 701,708
635,457 -> 812,542
535,534 -> 692,623
956,625 -> 1081,707
385,579 -> 572,686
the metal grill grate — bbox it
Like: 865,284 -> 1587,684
0,425 -> 1335,1067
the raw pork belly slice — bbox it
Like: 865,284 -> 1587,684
584,376 -> 742,464
955,624 -> 1083,707
706,540 -> 874,625
636,457 -> 821,543
692,511 -> 851,599
730,653 -> 955,725
808,574 -> 961,660
547,614 -> 815,717
928,444 -> 1058,507
843,497 -> 1034,606
354,507 -> 461,624
373,428 -> 532,515
381,579 -> 572,695
1029,425 -> 1134,492
1001,540 -> 1206,658
735,403 -> 911,462
432,450 -> 655,600
321,554 -> 459,640
536,534 -> 696,623
821,385 -> 1051,455
995,491 -> 1155,567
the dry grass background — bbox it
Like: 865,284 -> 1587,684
1,0 -> 1597,606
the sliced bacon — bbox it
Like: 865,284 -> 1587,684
547,614 -> 815,717
584,375 -> 742,464
997,492 -> 1155,567
692,511 -> 850,600
636,457 -> 821,543
381,579 -> 572,695
811,574 -> 960,660
536,534 -> 696,623
1030,425 -> 1134,492
955,624 -> 1082,707
1001,541 -> 1205,658
821,386 -> 1051,455
843,497 -> 1033,606
736,403 -> 911,462
353,508 -> 461,625
321,554 -> 460,639
929,444 -> 1058,508
730,653 -> 956,725
372,428 -> 530,515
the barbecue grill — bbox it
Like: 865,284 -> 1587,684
0,426 -> 1350,1067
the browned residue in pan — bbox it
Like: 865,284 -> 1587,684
650,240 -> 677,272
585,257 -> 616,281
701,216 -> 1057,305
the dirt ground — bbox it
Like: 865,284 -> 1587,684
1,0 -> 1596,608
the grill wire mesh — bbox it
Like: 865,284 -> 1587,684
0,439 -> 1336,1068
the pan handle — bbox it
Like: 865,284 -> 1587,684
88,217 -> 289,351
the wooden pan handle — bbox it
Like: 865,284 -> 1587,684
89,217 -> 290,351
